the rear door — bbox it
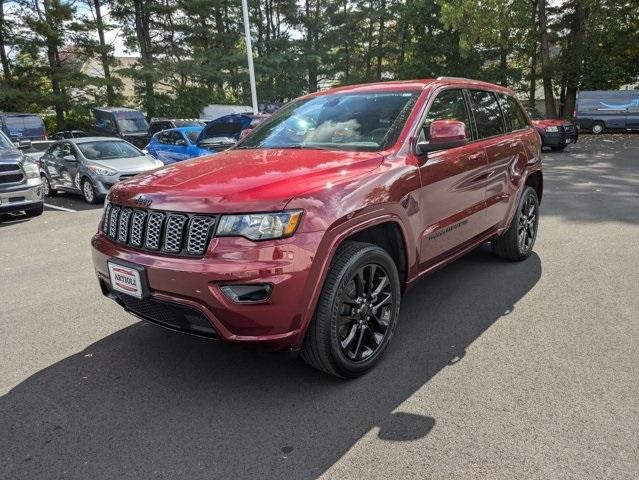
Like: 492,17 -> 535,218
417,88 -> 489,264
467,90 -> 527,230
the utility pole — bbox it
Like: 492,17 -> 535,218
241,0 -> 259,114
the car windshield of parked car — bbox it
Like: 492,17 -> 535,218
77,140 -> 142,160
527,108 -> 545,120
116,114 -> 149,133
237,91 -> 419,151
186,130 -> 202,144
0,131 -> 14,150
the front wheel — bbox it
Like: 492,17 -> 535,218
81,178 -> 100,204
41,174 -> 56,197
550,144 -> 567,151
301,241 -> 401,378
491,186 -> 539,261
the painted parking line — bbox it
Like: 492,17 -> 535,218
44,203 -> 77,213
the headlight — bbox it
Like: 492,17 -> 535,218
22,161 -> 40,179
545,126 -> 559,133
89,165 -> 117,176
216,210 -> 303,241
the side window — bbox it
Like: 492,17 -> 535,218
60,143 -> 76,159
158,132 -> 170,144
468,90 -> 506,138
421,89 -> 471,141
47,144 -> 62,156
167,131 -> 183,145
498,94 -> 529,131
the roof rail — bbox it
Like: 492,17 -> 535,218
437,76 -> 478,82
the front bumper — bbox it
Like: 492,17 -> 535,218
94,172 -> 151,195
91,230 -> 325,350
0,178 -> 44,213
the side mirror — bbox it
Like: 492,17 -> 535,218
17,140 -> 32,150
416,120 -> 469,155
62,155 -> 77,162
175,139 -> 187,147
239,128 -> 253,140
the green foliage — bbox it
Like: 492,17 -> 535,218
1,0 -> 638,123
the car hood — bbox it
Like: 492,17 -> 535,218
531,119 -> 570,128
0,148 -> 24,164
92,155 -> 159,173
109,148 -> 384,213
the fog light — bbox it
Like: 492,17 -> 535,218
220,284 -> 272,303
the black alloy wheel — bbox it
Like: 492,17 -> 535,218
301,241 -> 401,378
336,263 -> 394,362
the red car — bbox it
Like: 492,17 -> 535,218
528,108 -> 578,151
92,78 -> 542,377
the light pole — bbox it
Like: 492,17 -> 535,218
241,0 -> 259,114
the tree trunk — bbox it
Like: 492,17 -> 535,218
92,0 -> 115,105
0,0 -> 12,80
43,0 -> 65,130
528,0 -> 538,108
499,26 -> 509,86
133,0 -> 155,117
563,1 -> 587,119
538,0 -> 556,117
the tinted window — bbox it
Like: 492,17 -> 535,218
422,89 -> 471,140
238,91 -> 419,152
468,90 -> 505,138
498,94 -> 528,131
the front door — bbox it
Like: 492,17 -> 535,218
57,142 -> 81,190
417,88 -> 488,265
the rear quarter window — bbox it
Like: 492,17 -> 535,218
468,90 -> 505,139
498,94 -> 529,131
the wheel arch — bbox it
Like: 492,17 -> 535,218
525,170 -> 543,204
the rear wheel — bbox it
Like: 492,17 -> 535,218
81,178 -> 99,204
591,122 -> 604,135
491,186 -> 539,261
301,241 -> 401,378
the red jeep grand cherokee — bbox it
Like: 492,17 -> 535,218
92,77 -> 542,377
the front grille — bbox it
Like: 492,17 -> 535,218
103,203 -> 217,257
563,124 -> 576,134
0,164 -> 24,184
113,292 -> 219,339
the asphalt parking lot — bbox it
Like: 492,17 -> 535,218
1,134 -> 638,480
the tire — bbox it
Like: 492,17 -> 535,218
301,241 -> 401,378
24,203 -> 44,218
81,178 -> 100,204
491,186 -> 539,261
550,144 -> 567,151
41,174 -> 56,197
591,122 -> 604,135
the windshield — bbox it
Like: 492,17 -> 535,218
77,140 -> 142,160
186,130 -> 201,143
237,91 -> 419,151
0,131 -> 14,150
527,108 -> 545,120
116,114 -> 149,133
175,120 -> 206,128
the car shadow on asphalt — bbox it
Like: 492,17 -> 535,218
0,246 -> 541,480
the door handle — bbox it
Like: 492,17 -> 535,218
469,152 -> 485,161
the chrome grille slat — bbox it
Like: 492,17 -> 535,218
117,208 -> 133,243
164,214 -> 188,253
187,216 -> 215,256
102,203 -> 216,256
144,212 -> 165,250
130,210 -> 147,247
108,206 -> 121,238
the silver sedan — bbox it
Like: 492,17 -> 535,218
39,137 -> 163,203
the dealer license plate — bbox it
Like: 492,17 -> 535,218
108,262 -> 144,299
